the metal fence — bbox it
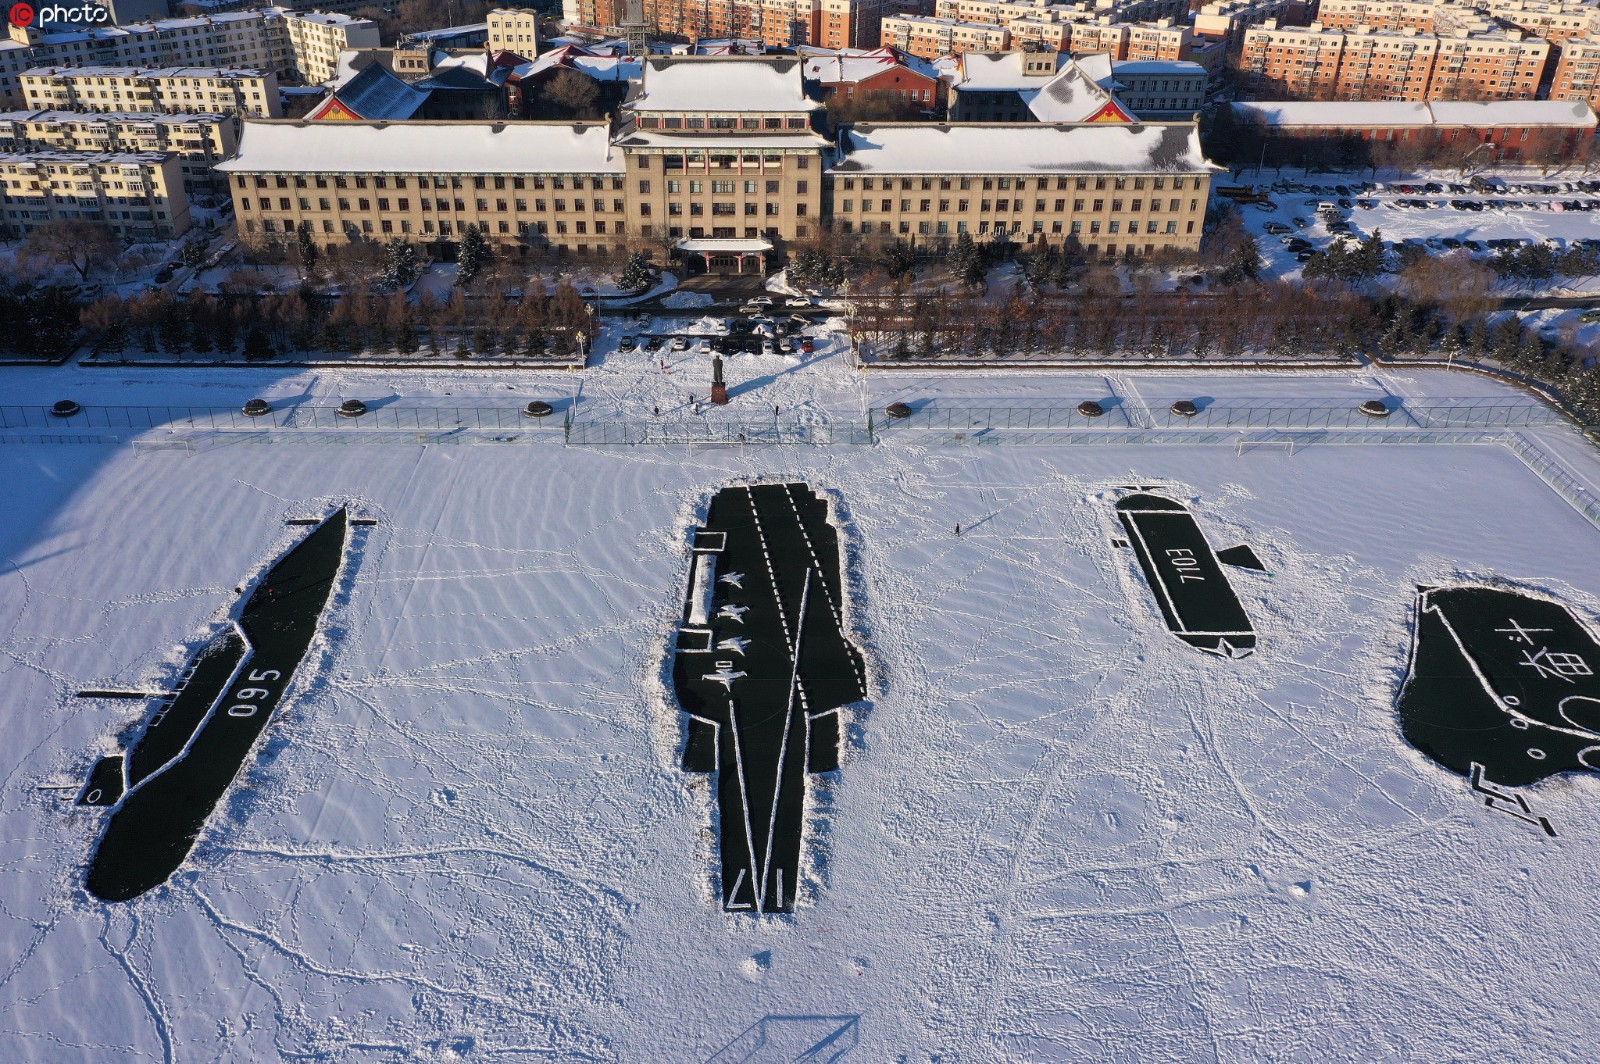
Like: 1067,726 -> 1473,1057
0,403 -> 569,433
0,397 -> 1583,450
565,416 -> 838,446
1504,433 -> 1600,531
874,396 -> 1572,434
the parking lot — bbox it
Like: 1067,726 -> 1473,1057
1234,172 -> 1600,283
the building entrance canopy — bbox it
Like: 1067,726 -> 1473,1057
676,237 -> 773,275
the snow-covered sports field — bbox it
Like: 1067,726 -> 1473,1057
3,342 -> 1600,1060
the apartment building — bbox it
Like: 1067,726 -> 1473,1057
0,8 -> 376,107
0,109 -> 236,193
1239,20 -> 1551,101
881,15 -> 1010,58
279,12 -> 380,84
486,8 -> 542,55
0,149 -> 190,240
1430,27 -> 1550,100
625,0 -> 820,49
1006,15 -> 1074,51
221,56 -> 1218,265
21,66 -> 282,117
1311,0 -> 1443,33
1549,34 -> 1600,108
829,122 -> 1215,257
1191,0 -> 1299,52
817,0 -> 892,49
1484,1 -> 1597,43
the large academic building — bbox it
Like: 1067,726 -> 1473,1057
220,56 -> 1219,267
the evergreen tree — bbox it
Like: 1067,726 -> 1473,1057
613,249 -> 654,294
296,226 -> 319,280
381,240 -> 419,290
456,226 -> 490,288
242,324 -> 273,361
1357,229 -> 1386,278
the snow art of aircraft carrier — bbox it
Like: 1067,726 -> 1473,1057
670,483 -> 867,915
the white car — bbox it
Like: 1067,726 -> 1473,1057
670,336 -> 689,351
761,340 -> 777,355
695,338 -> 713,354
749,296 -> 774,307
785,297 -> 812,307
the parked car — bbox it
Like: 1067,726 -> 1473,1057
644,336 -> 664,352
785,297 -> 812,307
761,340 -> 776,355
1264,222 -> 1291,235
1579,309 -> 1600,323
619,335 -> 636,349
1253,201 -> 1278,211
1292,216 -> 1309,228
670,335 -> 689,351
695,338 -> 713,354
801,338 -> 815,353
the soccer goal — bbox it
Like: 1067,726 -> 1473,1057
133,437 -> 195,456
1235,436 -> 1296,457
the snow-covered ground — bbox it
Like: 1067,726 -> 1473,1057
4,343 -> 1600,1060
1235,165 -> 1600,289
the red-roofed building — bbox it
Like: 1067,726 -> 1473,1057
801,47 -> 944,114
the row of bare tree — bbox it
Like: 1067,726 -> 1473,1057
82,281 -> 595,361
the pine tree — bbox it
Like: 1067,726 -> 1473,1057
381,240 -> 419,291
613,249 -> 654,294
242,324 -> 273,361
1357,228 -> 1386,279
456,225 -> 490,289
296,226 -> 319,280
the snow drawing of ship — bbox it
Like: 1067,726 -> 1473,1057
80,508 -> 349,901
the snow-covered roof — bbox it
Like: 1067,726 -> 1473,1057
1234,99 -> 1597,128
1023,63 -> 1127,123
611,129 -> 828,150
676,237 -> 773,251
317,63 -> 427,120
800,47 -> 940,86
954,51 -> 1066,91
1114,59 -> 1208,77
433,52 -> 493,77
1072,52 -> 1114,85
284,11 -> 369,27
1429,99 -> 1597,128
510,46 -> 641,84
217,120 -> 622,174
623,57 -> 821,113
831,122 -> 1219,175
402,23 -> 489,42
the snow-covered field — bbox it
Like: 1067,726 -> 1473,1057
4,346 -> 1600,1060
